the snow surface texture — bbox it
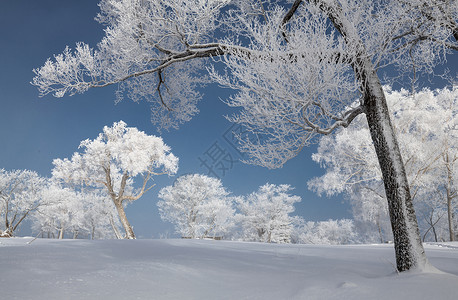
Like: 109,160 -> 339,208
1,238 -> 457,299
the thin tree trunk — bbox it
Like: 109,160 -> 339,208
4,202 -> 10,233
363,68 -> 428,271
432,221 -> 438,242
376,217 -> 384,244
91,224 -> 95,240
447,186 -> 454,242
422,209 -> 442,242
109,215 -> 123,239
445,151 -> 455,241
58,228 -> 64,239
422,226 -> 430,242
114,202 -> 136,239
454,212 -> 457,241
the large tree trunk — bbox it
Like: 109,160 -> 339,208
316,0 -> 428,270
362,67 -> 428,271
105,168 -> 136,239
114,202 -> 136,239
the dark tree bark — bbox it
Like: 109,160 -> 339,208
362,74 -> 427,271
307,0 -> 429,272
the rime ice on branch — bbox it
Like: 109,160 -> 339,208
33,0 -> 457,271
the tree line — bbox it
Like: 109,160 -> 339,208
2,85 -> 456,244
1,121 -> 177,239
1,120 -> 355,243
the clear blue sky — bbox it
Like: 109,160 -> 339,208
1,1 -> 454,238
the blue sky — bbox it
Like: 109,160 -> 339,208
1,1 -> 455,238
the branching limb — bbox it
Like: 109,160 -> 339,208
282,0 -> 303,27
117,172 -> 129,202
286,104 -> 363,135
157,69 -> 172,111
92,45 -> 227,89
120,170 -> 167,203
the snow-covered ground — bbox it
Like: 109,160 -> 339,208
1,238 -> 457,299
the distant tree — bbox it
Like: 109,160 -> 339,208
309,86 -> 458,242
237,184 -> 300,244
292,218 -> 357,245
52,121 -> 178,239
79,189 -> 123,239
157,174 -> 235,239
32,185 -> 121,239
32,0 -> 458,271
32,184 -> 83,239
0,169 -> 46,237
415,189 -> 450,242
349,188 -> 392,244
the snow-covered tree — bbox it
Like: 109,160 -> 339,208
415,189 -> 451,242
236,184 -> 300,244
0,169 -> 46,237
52,120 -> 178,239
292,218 -> 357,245
32,0 -> 458,271
79,189 -> 123,239
32,185 -> 121,239
157,174 -> 234,239
309,86 -> 458,243
32,184 -> 83,239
